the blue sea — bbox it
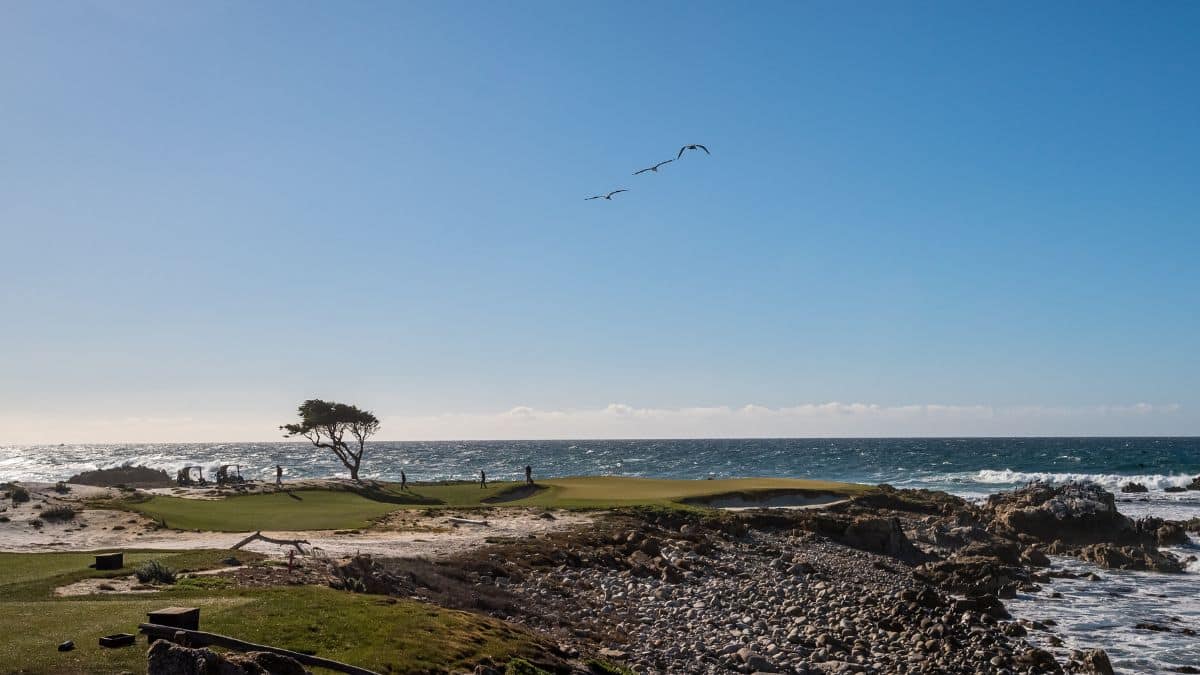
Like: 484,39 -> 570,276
2,437 -> 1198,672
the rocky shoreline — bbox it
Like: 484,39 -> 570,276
427,481 -> 1196,674
53,478 -> 1196,674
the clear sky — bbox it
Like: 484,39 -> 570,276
2,1 -> 1198,442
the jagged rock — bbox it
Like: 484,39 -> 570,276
1120,482 -> 1148,493
1021,546 -> 1051,567
1076,543 -> 1183,572
841,516 -> 927,562
1079,648 -> 1115,675
956,540 -> 1022,565
1188,476 -> 1200,491
983,482 -> 1134,546
147,640 -> 309,675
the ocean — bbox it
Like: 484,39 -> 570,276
2,437 -> 1198,671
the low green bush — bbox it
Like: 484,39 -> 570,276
134,560 -> 177,584
506,659 -> 552,675
9,485 -> 30,504
38,505 -> 76,521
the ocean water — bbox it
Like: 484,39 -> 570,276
2,437 -> 1198,672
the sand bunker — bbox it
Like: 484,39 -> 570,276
682,490 -> 849,511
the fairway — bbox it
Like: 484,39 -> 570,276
126,489 -> 401,531
510,476 -> 871,508
115,476 -> 870,532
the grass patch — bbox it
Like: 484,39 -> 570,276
0,575 -> 543,674
104,477 -> 870,532
375,476 -> 869,510
0,549 -> 264,601
123,489 -> 401,532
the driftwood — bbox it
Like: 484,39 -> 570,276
446,517 -> 489,526
231,531 -> 310,553
139,623 -> 380,675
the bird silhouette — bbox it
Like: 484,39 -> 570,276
585,189 -> 629,201
633,159 -> 674,175
677,144 -> 710,159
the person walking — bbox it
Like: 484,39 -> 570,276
525,465 -> 533,485
275,465 -> 282,487
480,470 -> 487,489
400,470 -> 408,491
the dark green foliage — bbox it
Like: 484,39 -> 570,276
134,560 -> 177,584
505,659 -> 552,675
280,399 -> 380,481
586,660 -> 635,675
37,505 -> 76,521
9,485 -> 30,504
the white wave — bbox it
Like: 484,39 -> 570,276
970,469 -> 1197,490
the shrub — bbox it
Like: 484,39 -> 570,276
134,560 -> 177,584
38,505 -> 76,521
9,485 -> 30,505
54,482 -> 71,494
505,659 -> 552,675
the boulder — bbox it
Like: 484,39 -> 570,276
982,482 -> 1135,546
147,640 -> 308,675
1189,476 -> 1200,491
1075,543 -> 1183,573
1080,648 -> 1115,675
1120,482 -> 1149,493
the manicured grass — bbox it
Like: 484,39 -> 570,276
504,476 -> 870,509
363,475 -> 868,510
112,477 -> 870,532
126,489 -> 401,532
0,549 -> 264,602
0,552 -> 543,675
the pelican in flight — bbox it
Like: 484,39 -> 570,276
677,144 -> 710,159
585,189 -> 629,201
633,159 -> 673,175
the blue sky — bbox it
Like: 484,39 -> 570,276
2,1 -> 1198,442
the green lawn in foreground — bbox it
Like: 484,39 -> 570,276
0,549 -> 266,602
115,476 -> 870,532
0,551 -> 542,675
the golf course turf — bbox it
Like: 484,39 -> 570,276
0,550 -> 545,674
114,476 -> 870,531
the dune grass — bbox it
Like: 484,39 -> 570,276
112,476 -> 869,532
0,551 -> 543,674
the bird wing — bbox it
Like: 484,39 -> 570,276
608,189 -> 628,197
677,146 -> 687,159
633,168 -> 651,175
585,195 -> 602,200
655,159 -> 674,169
696,144 -> 709,154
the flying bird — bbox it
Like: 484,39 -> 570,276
585,189 -> 629,201
633,159 -> 673,175
677,144 -> 710,159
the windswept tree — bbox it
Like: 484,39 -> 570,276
280,399 -> 380,481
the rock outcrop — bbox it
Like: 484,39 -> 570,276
68,465 -> 173,488
982,482 -> 1134,546
147,640 -> 308,675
